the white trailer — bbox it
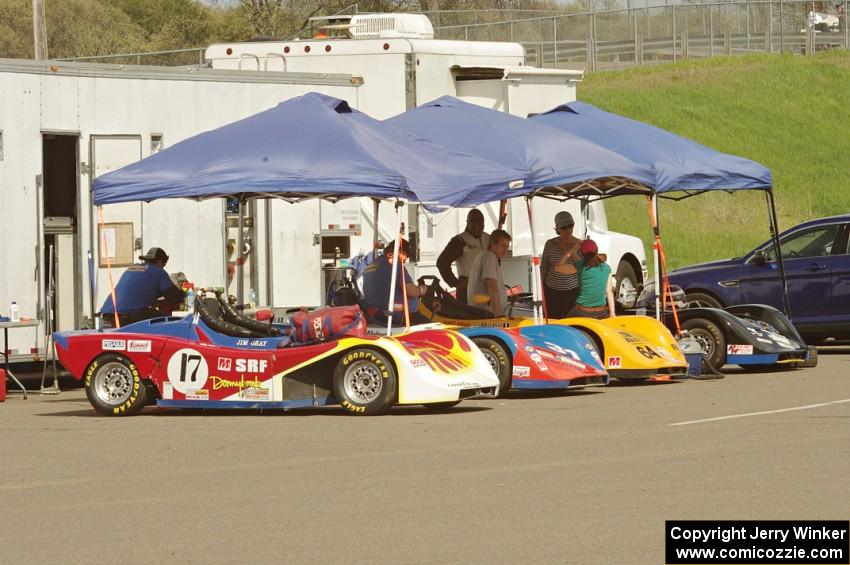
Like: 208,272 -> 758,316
1,16 -> 648,363
205,14 -> 648,305
0,58 -> 361,362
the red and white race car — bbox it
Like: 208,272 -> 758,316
54,299 -> 499,416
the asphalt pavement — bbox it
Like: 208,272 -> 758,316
1,349 -> 848,565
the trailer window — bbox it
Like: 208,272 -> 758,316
151,134 -> 164,154
322,236 -> 350,261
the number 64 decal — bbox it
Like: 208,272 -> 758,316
635,345 -> 661,359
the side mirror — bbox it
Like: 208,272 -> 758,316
751,251 -> 767,266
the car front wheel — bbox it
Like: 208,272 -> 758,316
683,318 -> 727,370
333,348 -> 397,415
615,261 -> 640,308
472,337 -> 512,396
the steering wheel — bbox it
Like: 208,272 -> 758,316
786,250 -> 800,259
417,275 -> 441,287
507,291 -> 533,304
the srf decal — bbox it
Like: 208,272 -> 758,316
102,339 -> 126,351
216,357 -> 268,373
512,365 -> 531,377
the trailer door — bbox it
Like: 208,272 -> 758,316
269,200 -> 322,308
88,135 -> 143,316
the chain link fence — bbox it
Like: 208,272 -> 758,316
428,1 -> 849,71
59,2 -> 848,69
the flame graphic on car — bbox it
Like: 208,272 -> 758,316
397,330 -> 472,374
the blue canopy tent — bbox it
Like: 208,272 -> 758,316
386,95 -> 658,320
91,92 -> 528,331
530,101 -> 788,317
386,95 -> 656,206
93,92 -> 527,208
529,101 -> 772,196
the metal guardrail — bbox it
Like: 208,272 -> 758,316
58,1 -> 848,70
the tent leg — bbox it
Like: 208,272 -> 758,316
386,202 -> 404,336
236,198 -> 244,306
497,199 -> 508,230
525,197 -> 542,324
766,190 -> 791,318
372,198 -> 381,251
652,195 -> 662,320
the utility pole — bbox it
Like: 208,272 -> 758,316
32,0 -> 48,60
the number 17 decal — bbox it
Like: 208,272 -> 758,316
167,348 -> 209,393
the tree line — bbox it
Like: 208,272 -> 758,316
0,0 -> 564,60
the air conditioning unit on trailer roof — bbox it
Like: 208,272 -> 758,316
349,13 -> 434,39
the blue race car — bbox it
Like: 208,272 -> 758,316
458,325 -> 609,396
668,215 -> 850,344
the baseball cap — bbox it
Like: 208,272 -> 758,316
554,211 -> 575,229
580,239 -> 598,256
384,239 -> 411,257
139,247 -> 169,262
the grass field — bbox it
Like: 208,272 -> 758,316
577,50 -> 850,270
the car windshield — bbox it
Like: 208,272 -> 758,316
762,224 -> 840,261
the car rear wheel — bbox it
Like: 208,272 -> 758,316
615,261 -> 640,308
84,354 -> 149,416
683,318 -> 727,370
471,337 -> 512,396
685,292 -> 723,309
333,348 -> 397,415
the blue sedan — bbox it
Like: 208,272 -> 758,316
668,215 -> 850,343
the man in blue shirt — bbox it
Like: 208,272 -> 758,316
101,247 -> 185,326
362,239 -> 429,325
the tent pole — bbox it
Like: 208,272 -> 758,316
236,197 -> 245,306
372,198 -> 381,251
98,206 -> 120,328
386,201 -> 404,336
525,197 -> 541,324
766,190 -> 791,318
652,195 -> 662,320
580,197 -> 589,239
497,199 -> 508,230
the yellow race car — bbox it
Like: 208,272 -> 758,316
417,276 -> 687,381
